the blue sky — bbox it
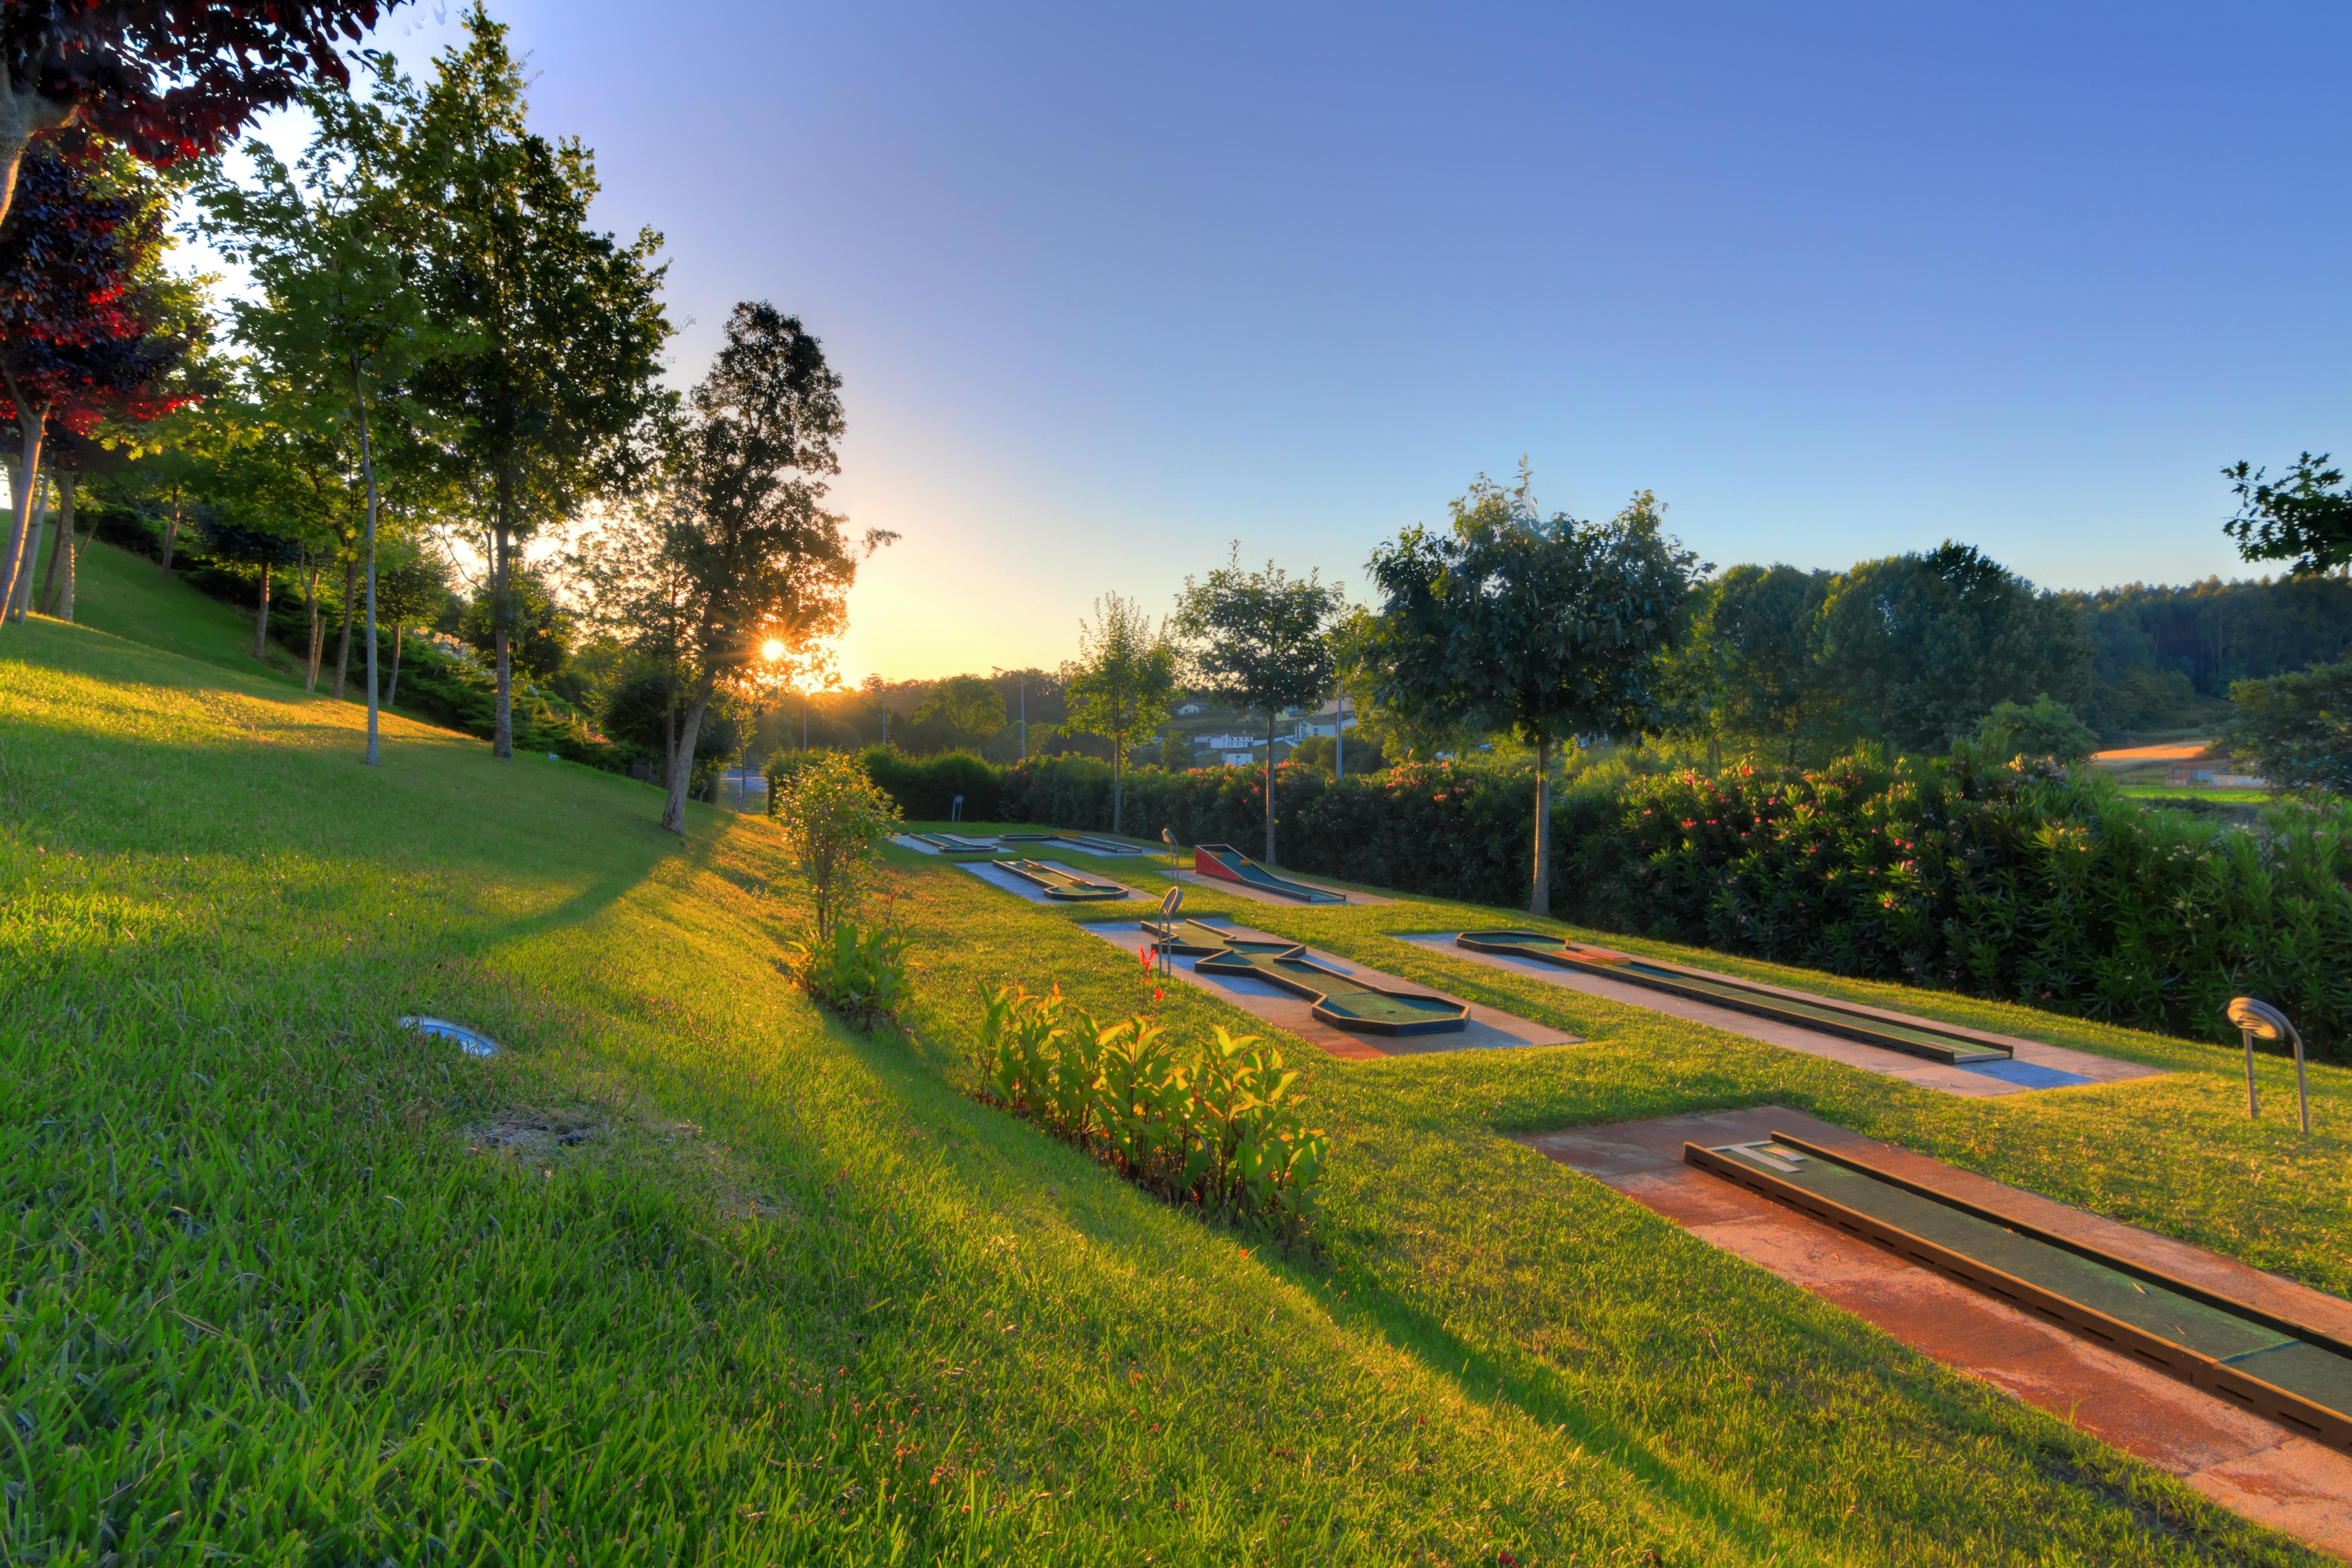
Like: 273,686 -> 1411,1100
285,1 -> 2352,679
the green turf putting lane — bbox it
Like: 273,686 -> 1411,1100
1688,1132 -> 2352,1455
1191,843 -> 1349,903
1188,941 -> 1469,1036
1457,929 -> 2015,1066
909,832 -> 1001,856
1000,858 -> 1130,901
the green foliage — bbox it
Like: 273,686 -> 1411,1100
1676,562 -> 1838,762
1064,593 -> 1178,833
1814,543 -> 2093,750
459,569 -> 572,681
907,672 -> 1007,748
2225,660 -> 2352,795
974,982 -> 1325,1232
785,914 -> 911,1030
2225,451 -> 2352,578
1173,545 -> 1346,860
770,749 -> 902,939
1971,693 -> 2098,762
1290,733 -> 1385,775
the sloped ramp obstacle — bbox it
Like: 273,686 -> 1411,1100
1690,1131 -> 2352,1455
1191,843 -> 1348,904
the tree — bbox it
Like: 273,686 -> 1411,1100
0,0 -> 405,226
1680,563 -> 1837,765
1972,693 -> 2097,763
617,301 -> 884,835
1171,545 -> 1344,865
196,510 -> 298,660
401,8 -> 670,762
1364,468 -> 1700,916
372,548 -> 449,707
197,73 -> 466,765
2225,453 -> 2352,579
772,750 -> 902,941
906,672 -> 1006,752
1064,593 -> 1177,834
1814,542 -> 2093,752
2224,661 -> 2352,796
459,567 -> 570,683
0,135 -> 186,622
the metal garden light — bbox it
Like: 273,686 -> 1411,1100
1162,826 -> 1179,880
1152,885 -> 1184,975
2226,995 -> 2308,1133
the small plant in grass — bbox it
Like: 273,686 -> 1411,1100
784,915 -> 911,1031
771,749 -> 902,940
974,981 -> 1328,1234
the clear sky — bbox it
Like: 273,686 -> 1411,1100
278,1 -> 2352,681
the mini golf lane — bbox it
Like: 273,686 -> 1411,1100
955,859 -> 1144,904
1401,932 -> 2161,1099
1191,843 -> 1351,904
1084,918 -> 1578,1061
1519,1107 -> 2352,1558
1143,917 -> 1469,1036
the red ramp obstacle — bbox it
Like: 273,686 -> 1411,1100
1191,843 -> 1348,904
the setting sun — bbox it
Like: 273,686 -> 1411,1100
759,638 -> 787,662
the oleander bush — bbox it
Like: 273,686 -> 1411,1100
974,982 -> 1327,1235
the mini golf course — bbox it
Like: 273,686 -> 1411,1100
1002,832 -> 1145,856
1143,916 -> 1468,1036
1689,1131 -> 2352,1456
909,832 -> 1002,856
1000,858 -> 1132,901
1456,930 -> 2018,1067
1192,843 -> 1348,904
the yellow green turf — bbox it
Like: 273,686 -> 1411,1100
2,589 -> 2346,1563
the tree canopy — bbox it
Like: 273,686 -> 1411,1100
1363,468 -> 1700,915
2225,452 -> 2352,580
1064,592 -> 1176,834
1171,546 -> 1343,863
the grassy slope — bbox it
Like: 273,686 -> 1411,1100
1,603 -> 2344,1563
59,536 -> 306,686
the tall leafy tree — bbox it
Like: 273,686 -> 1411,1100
1813,542 -> 2092,751
372,546 -> 449,707
0,134 -> 185,620
0,0 -> 405,224
197,74 -> 463,764
2225,660 -> 2352,795
1364,469 -> 1700,917
594,301 -> 884,835
1171,545 -> 1343,865
1680,562 -> 1838,765
1064,592 -> 1176,835
400,6 -> 670,760
2225,453 -> 2352,579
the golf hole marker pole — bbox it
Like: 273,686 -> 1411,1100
1154,885 -> 1183,976
2227,996 -> 2309,1133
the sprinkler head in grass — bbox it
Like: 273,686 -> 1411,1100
2227,996 -> 2309,1132
401,1016 -> 501,1058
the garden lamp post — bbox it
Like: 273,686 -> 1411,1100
2226,995 -> 2309,1132
1162,826 -> 1178,880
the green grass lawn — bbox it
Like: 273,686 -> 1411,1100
56,536 -> 308,686
4,608 -> 2348,1564
2119,784 -> 2274,804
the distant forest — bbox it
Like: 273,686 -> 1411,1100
2064,576 -> 2352,735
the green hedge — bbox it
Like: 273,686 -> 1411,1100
840,745 -> 2352,1056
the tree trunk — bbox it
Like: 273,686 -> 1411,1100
333,555 -> 357,699
1113,739 -> 1124,835
1264,710 -> 1278,864
53,476 -> 81,622
357,391 -> 382,765
490,520 -> 514,760
36,473 -> 70,613
0,83 -> 76,234
387,625 -> 404,708
303,561 -> 324,691
253,562 -> 272,659
663,679 -> 716,834
159,492 -> 180,575
1529,734 -> 1553,918
0,403 -> 44,623
11,472 -> 47,621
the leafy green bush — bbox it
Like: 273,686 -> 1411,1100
785,916 -> 911,1030
770,750 -> 903,939
974,982 -> 1326,1233
860,745 -> 1003,818
2225,658 -> 2352,795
